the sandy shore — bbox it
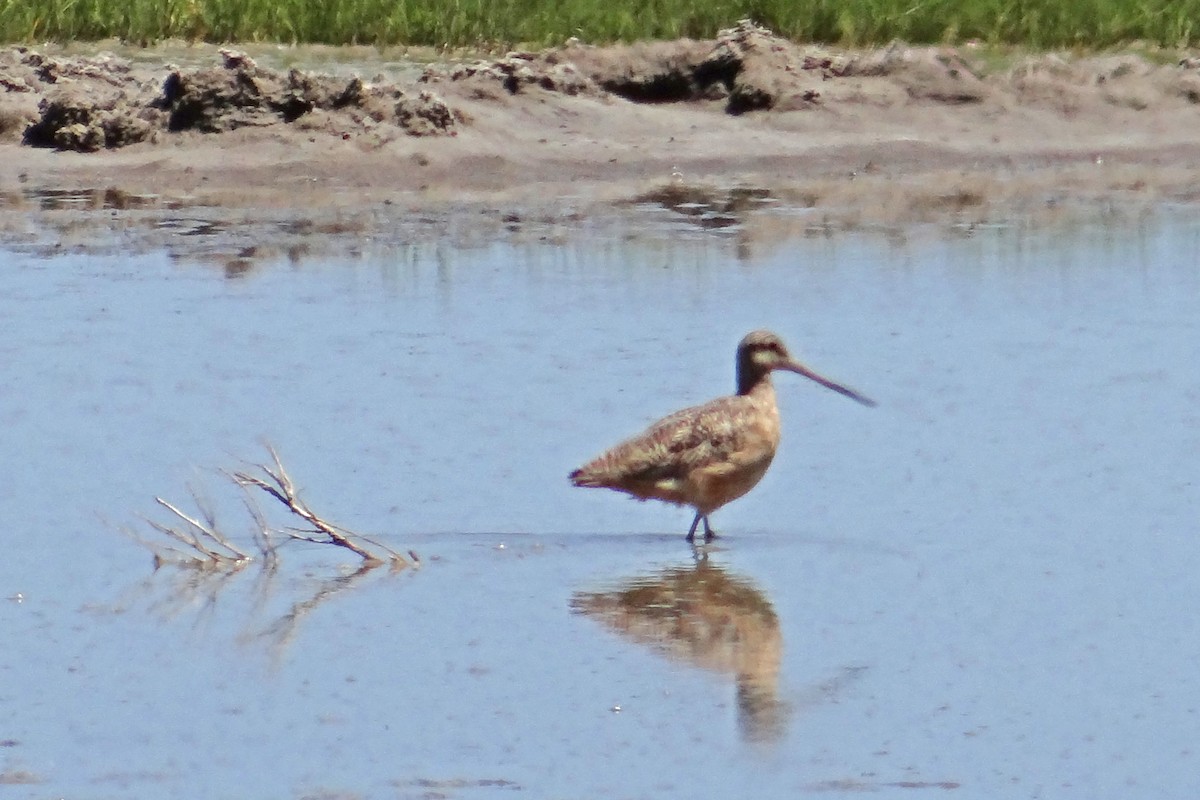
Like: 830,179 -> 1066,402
4,22 -> 1200,254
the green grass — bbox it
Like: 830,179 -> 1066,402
2,0 -> 1199,48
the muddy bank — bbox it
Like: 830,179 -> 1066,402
4,21 -> 1200,250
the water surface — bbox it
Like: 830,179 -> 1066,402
2,208 -> 1198,798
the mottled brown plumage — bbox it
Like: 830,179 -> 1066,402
570,330 -> 875,542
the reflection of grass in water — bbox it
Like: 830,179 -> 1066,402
4,0 -> 1200,48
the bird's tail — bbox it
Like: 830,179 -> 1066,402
569,467 -> 603,487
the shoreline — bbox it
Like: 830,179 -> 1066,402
4,26 -> 1200,255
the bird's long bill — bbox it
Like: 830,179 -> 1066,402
784,361 -> 877,407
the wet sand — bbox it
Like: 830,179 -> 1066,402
4,21 -> 1200,247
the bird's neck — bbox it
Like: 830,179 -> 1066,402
736,369 -> 774,397
740,376 -> 782,436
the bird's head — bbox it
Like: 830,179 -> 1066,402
736,330 -> 875,407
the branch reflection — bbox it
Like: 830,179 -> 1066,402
107,559 -> 403,666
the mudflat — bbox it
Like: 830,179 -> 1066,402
4,21 -> 1200,241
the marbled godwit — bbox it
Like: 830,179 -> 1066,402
569,330 -> 875,542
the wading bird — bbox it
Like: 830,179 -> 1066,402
569,330 -> 874,542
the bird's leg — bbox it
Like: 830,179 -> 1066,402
686,513 -> 716,544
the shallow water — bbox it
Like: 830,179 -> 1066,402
2,207 -> 1199,798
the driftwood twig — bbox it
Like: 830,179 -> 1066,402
126,443 -> 409,570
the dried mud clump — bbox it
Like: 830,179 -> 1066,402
157,50 -> 357,132
558,39 -> 715,102
10,47 -> 458,151
812,41 -> 987,103
1173,57 -> 1200,103
420,51 -> 599,97
561,22 -> 994,112
851,44 -> 987,103
1005,53 -> 1195,113
561,20 -> 825,114
25,91 -> 157,150
394,90 -> 458,135
160,50 -> 458,137
699,19 -> 812,113
3,48 -> 159,148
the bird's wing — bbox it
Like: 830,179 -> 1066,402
581,396 -> 748,485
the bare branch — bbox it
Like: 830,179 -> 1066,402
225,469 -> 279,567
229,448 -> 401,566
187,483 -> 251,561
154,497 -> 250,563
140,512 -> 224,562
156,495 -> 250,562
126,442 -> 411,570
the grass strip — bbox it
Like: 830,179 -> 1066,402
1,0 -> 1198,48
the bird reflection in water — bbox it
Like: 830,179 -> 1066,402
570,558 -> 786,743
